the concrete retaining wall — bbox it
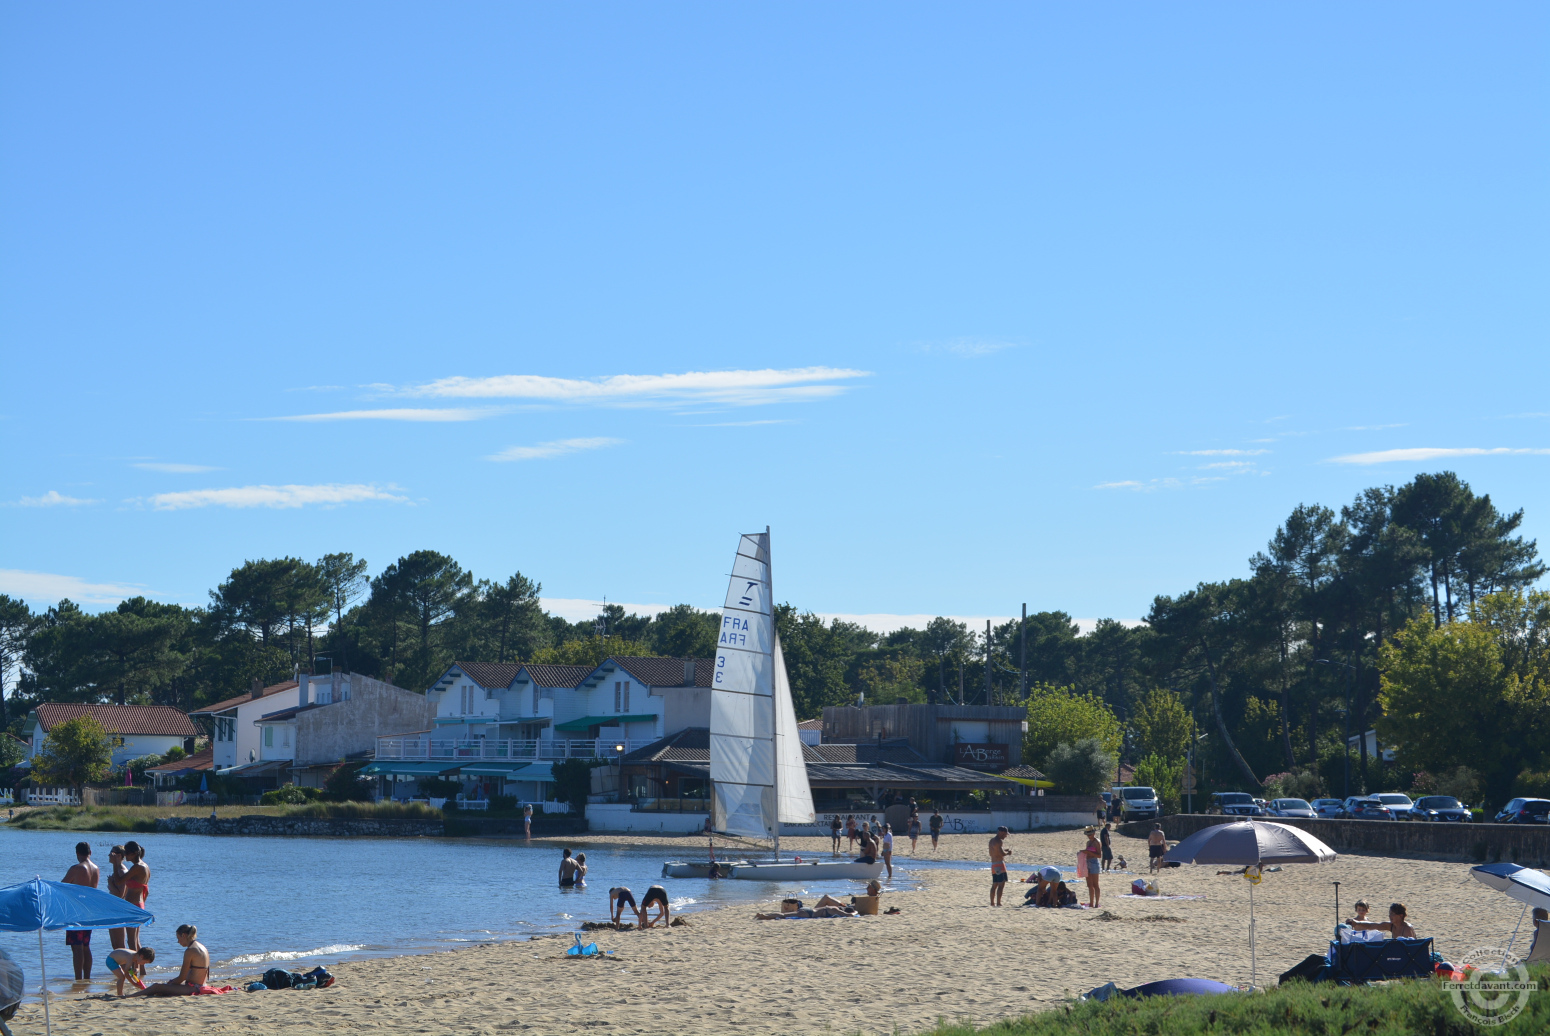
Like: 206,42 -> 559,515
1116,814 -> 1550,867
156,815 -> 444,837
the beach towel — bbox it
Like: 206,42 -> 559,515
194,985 -> 236,995
1120,894 -> 1202,901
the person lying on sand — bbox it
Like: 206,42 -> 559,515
756,895 -> 857,919
132,925 -> 206,997
106,946 -> 154,996
1347,902 -> 1415,939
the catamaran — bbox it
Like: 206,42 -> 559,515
663,530 -> 884,883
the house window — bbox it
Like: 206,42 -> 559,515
623,681 -> 630,712
282,726 -> 290,747
614,682 -> 621,713
264,726 -> 273,748
532,686 -> 539,714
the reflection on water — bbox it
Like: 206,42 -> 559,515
0,829 -> 961,1001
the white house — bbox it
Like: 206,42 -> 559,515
190,678 -> 302,771
26,704 -> 198,770
251,671 -> 432,786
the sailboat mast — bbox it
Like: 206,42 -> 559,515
768,525 -> 780,861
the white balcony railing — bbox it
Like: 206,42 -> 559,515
373,738 -> 657,762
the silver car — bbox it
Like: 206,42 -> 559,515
1267,798 -> 1317,819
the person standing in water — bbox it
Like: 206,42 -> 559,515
523,803 -> 533,841
559,848 -> 579,887
122,841 -> 150,951
62,842 -> 100,979
880,823 -> 894,880
106,845 -> 129,951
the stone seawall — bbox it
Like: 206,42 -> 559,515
156,816 -> 445,837
1116,814 -> 1550,867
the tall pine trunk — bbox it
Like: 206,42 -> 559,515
1200,637 -> 1258,787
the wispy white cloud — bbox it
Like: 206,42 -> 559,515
266,408 -> 502,423
0,568 -> 147,605
1329,447 -> 1550,465
488,437 -> 623,462
399,367 -> 870,408
11,490 -> 99,507
916,338 -> 1016,358
1095,476 -> 1227,491
1200,460 -> 1258,470
143,483 -> 409,510
132,462 -> 221,474
1174,449 -> 1270,456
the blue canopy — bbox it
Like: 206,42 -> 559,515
0,878 -> 155,933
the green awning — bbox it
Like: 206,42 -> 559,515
553,714 -> 658,732
459,762 -> 531,777
359,761 -> 462,777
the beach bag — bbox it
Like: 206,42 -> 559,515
305,966 -> 335,989
288,971 -> 317,990
1279,953 -> 1329,985
1130,879 -> 1157,896
1332,938 -> 1434,983
262,968 -> 293,990
244,981 -> 267,993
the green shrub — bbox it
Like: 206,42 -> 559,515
1044,739 -> 1115,795
282,800 -> 441,820
552,758 -> 603,814
490,795 -> 518,813
1263,767 -> 1326,801
323,761 -> 372,802
261,785 -> 320,805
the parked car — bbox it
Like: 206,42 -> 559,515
1494,798 -> 1550,824
1372,792 -> 1418,819
1267,798 -> 1317,819
1116,785 -> 1161,821
1211,792 -> 1263,817
1343,797 -> 1396,820
1412,795 -> 1472,822
1312,798 -> 1348,819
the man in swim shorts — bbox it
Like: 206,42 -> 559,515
608,887 -> 638,925
106,946 -> 155,996
988,826 -> 1011,906
638,885 -> 671,928
1148,823 -> 1167,874
559,848 -> 579,887
62,841 -> 100,979
929,808 -> 943,850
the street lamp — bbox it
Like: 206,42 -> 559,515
1316,658 -> 1356,799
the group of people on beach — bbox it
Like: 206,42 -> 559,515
823,802 -> 948,878
986,825 -> 1122,909
556,846 -> 672,928
60,841 -> 211,996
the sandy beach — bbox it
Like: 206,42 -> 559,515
12,830 -> 1527,1036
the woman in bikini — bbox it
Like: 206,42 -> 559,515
135,924 -> 207,997
122,841 -> 150,951
106,845 -> 129,950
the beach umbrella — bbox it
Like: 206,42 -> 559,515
1469,863 -> 1550,963
0,877 -> 155,1035
1165,821 -> 1337,989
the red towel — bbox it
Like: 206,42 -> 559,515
194,984 -> 236,995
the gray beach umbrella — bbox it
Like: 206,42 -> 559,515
1164,821 -> 1337,988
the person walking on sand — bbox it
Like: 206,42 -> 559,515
1147,824 -> 1166,874
1081,827 -> 1102,908
62,841 -> 100,979
880,823 -> 894,880
134,924 -> 207,997
122,841 -> 150,951
907,813 -> 921,854
106,844 -> 129,951
929,808 -> 943,850
830,814 -> 842,855
988,826 -> 1011,906
1100,822 -> 1113,872
846,814 -> 858,850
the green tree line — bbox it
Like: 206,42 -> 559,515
2,470 -> 1543,807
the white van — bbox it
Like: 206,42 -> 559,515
1116,785 -> 1160,820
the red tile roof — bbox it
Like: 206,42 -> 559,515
146,747 -> 215,773
35,704 -> 199,737
190,680 -> 298,717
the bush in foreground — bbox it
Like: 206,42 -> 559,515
920,966 -> 1550,1036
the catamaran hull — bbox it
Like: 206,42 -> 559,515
728,859 -> 885,881
661,861 -> 748,879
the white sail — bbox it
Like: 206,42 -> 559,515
710,533 -> 777,840
773,635 -> 815,825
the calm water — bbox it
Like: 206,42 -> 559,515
0,829 -> 972,1002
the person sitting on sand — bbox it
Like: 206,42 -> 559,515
1347,902 -> 1416,940
133,925 -> 206,997
1114,855 -> 1128,871
106,946 -> 154,996
608,887 -> 637,925
638,885 -> 671,928
1352,900 -> 1370,923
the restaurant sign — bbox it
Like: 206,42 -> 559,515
954,743 -> 1009,770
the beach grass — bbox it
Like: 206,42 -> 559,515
3,800 -> 441,831
918,965 -> 1550,1036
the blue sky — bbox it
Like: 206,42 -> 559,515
2,3 -> 1547,630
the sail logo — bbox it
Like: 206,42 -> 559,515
736,580 -> 760,607
720,615 -> 752,647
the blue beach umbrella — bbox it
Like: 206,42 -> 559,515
1470,863 -> 1550,964
0,878 -> 155,1035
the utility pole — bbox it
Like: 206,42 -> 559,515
958,658 -> 965,705
984,620 -> 992,706
1019,603 -> 1027,702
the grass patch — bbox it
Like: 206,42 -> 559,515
920,965 -> 1550,1036
3,800 -> 441,831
